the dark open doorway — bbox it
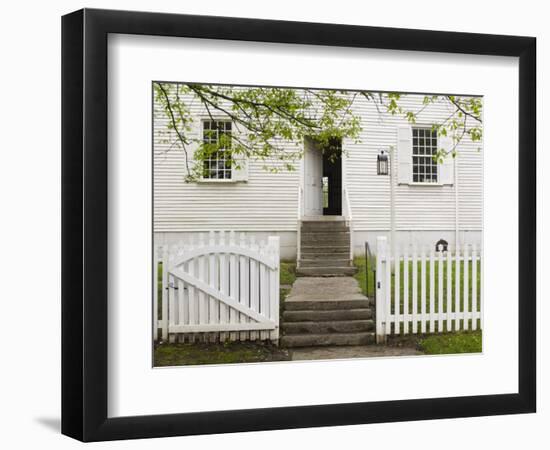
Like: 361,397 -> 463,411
322,138 -> 342,216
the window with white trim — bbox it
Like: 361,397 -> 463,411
202,120 -> 233,180
412,127 -> 438,183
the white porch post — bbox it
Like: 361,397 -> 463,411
376,236 -> 388,344
454,152 -> 460,249
389,145 -> 396,258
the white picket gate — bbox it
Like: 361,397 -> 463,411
154,231 -> 280,344
375,236 -> 482,343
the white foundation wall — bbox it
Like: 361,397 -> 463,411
155,229 -> 482,261
351,230 -> 482,256
154,231 -> 298,260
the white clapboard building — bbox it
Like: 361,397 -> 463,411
154,89 -> 482,275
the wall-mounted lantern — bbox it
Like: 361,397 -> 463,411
377,150 -> 389,175
436,238 -> 449,252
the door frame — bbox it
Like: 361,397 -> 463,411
302,136 -> 323,217
322,147 -> 343,215
301,137 -> 346,218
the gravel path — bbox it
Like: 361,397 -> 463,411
290,345 -> 422,361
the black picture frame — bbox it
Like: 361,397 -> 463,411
61,8 -> 536,442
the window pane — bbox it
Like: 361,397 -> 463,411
411,128 -> 438,183
202,121 -> 233,179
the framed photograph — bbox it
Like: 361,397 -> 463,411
61,8 -> 536,442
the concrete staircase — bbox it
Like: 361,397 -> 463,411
297,217 -> 357,277
281,277 -> 375,348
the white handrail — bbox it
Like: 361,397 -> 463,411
297,185 -> 303,266
343,185 -> 352,222
343,184 -> 353,260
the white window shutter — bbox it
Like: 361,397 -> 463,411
231,155 -> 248,181
438,135 -> 454,185
397,126 -> 412,184
231,124 -> 248,182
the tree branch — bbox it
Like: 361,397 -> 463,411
446,96 -> 482,123
195,85 -> 322,130
156,82 -> 191,174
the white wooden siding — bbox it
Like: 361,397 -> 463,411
154,89 -> 482,234
154,91 -> 301,232
344,95 -> 482,232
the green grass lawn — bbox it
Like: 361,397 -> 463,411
157,262 -> 163,318
419,331 -> 482,354
154,341 -> 290,366
280,260 -> 297,285
389,330 -> 482,355
354,255 -> 376,297
354,255 -> 481,326
355,255 -> 482,353
278,261 -> 296,322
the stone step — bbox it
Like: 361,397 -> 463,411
283,319 -> 374,334
302,230 -> 349,237
301,216 -> 346,222
283,308 -> 372,322
300,252 -> 351,260
287,294 -> 373,304
301,233 -> 349,247
284,298 -> 371,311
281,332 -> 375,348
302,229 -> 350,236
297,266 -> 358,276
300,245 -> 349,254
299,258 -> 352,268
301,222 -> 349,231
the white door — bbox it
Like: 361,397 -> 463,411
304,137 -> 323,216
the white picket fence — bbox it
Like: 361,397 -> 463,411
154,231 -> 280,343
375,236 -> 482,343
